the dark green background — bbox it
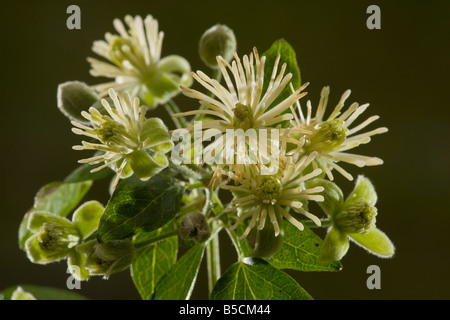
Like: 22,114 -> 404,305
1,0 -> 449,300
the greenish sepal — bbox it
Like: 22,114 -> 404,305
68,251 -> 90,281
157,55 -> 193,87
120,161 -> 133,179
27,212 -> 74,233
250,216 -> 284,259
346,175 -> 378,206
140,56 -> 191,108
306,178 -> 344,217
25,235 -> 72,264
72,201 -> 104,239
141,117 -> 173,152
198,24 -> 237,68
57,81 -> 99,125
10,287 -> 36,300
348,228 -> 395,258
319,227 -> 349,263
128,150 -> 168,181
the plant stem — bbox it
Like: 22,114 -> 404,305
133,230 -> 179,249
164,100 -> 186,129
225,227 -> 245,259
302,218 -> 332,229
206,221 -> 221,293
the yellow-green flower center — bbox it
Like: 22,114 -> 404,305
38,223 -> 79,252
306,119 -> 348,153
257,176 -> 282,205
233,103 -> 254,130
334,199 -> 377,234
95,121 -> 125,145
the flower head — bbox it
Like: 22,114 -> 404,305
224,152 -> 324,240
289,86 -> 388,180
24,201 -> 104,280
309,175 -> 395,263
72,89 -> 173,190
174,48 -> 310,185
88,15 -> 192,107
77,239 -> 135,279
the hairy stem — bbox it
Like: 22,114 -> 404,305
206,222 -> 221,293
302,218 -> 332,229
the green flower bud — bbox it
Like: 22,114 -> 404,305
199,24 -> 237,69
179,211 -> 211,243
334,199 -> 377,234
77,239 -> 135,279
57,81 -> 100,125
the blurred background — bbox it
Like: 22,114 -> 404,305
1,0 -> 449,300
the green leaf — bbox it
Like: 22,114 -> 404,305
1,284 -> 87,300
64,162 -> 114,183
267,222 -> 342,272
348,228 -> 395,258
97,175 -> 183,242
153,243 -> 205,300
19,181 -> 92,249
131,223 -> 178,300
262,39 -> 301,112
211,258 -> 312,300
306,178 -> 344,217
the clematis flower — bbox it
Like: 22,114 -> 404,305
224,152 -> 324,239
24,201 -> 104,280
71,89 -> 173,190
289,86 -> 388,180
306,175 -> 395,263
174,48 -> 310,185
88,15 -> 192,108
76,239 -> 135,279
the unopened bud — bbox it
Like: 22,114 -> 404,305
179,211 -> 211,242
199,24 -> 237,69
77,239 -> 135,279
